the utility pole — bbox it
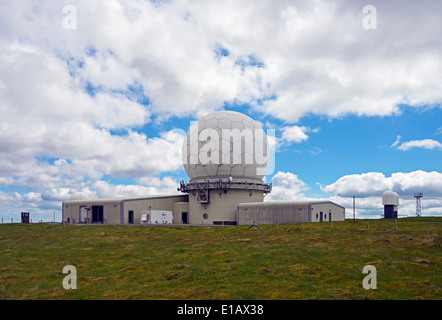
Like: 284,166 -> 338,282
353,196 -> 355,223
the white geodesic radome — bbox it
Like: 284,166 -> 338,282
382,190 -> 399,206
69,192 -> 89,201
182,111 -> 270,181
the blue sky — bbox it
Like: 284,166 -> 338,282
0,0 -> 441,221
274,107 -> 442,188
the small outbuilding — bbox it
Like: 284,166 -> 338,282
21,212 -> 30,224
382,190 -> 399,219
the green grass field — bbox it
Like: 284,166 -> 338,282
0,217 -> 440,300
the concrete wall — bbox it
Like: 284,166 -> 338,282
173,202 -> 190,224
122,195 -> 188,224
238,201 -> 310,225
310,202 -> 345,222
188,189 -> 264,225
238,201 -> 345,225
62,198 -> 123,224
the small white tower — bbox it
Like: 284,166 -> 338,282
382,190 -> 399,219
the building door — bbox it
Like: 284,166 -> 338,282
128,210 -> 134,224
92,206 -> 104,223
181,212 -> 188,224
320,212 -> 323,222
329,211 -> 332,222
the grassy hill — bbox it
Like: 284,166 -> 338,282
0,217 -> 440,300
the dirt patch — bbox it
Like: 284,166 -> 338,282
418,235 -> 440,247
415,259 -> 433,265
258,268 -> 276,274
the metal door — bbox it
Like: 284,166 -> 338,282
79,206 -> 87,223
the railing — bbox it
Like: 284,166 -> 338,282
178,180 -> 272,203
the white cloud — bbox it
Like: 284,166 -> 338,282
266,171 -> 442,218
331,195 -> 442,218
92,176 -> 181,199
2,0 -> 441,123
322,170 -> 442,198
321,172 -> 392,198
308,147 -> 322,156
397,139 -> 442,151
391,135 -> 401,148
281,126 -> 309,144
266,171 -> 309,201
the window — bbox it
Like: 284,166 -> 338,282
203,213 -> 208,219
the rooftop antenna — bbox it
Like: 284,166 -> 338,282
414,193 -> 423,217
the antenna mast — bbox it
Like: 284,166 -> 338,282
414,193 -> 423,217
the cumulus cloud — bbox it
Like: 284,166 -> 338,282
321,172 -> 392,197
265,170 -> 442,218
267,171 -> 309,201
332,194 -> 442,218
92,176 -> 181,199
2,0 -> 442,123
0,128 -> 185,188
322,170 -> 442,198
281,126 -> 310,144
397,139 -> 442,151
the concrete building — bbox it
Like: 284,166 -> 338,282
62,111 -> 346,225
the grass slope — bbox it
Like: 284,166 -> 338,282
0,218 -> 440,300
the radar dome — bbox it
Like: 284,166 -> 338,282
70,192 -> 89,201
382,190 -> 399,206
182,111 -> 270,181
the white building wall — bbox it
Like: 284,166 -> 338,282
310,202 -> 345,222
